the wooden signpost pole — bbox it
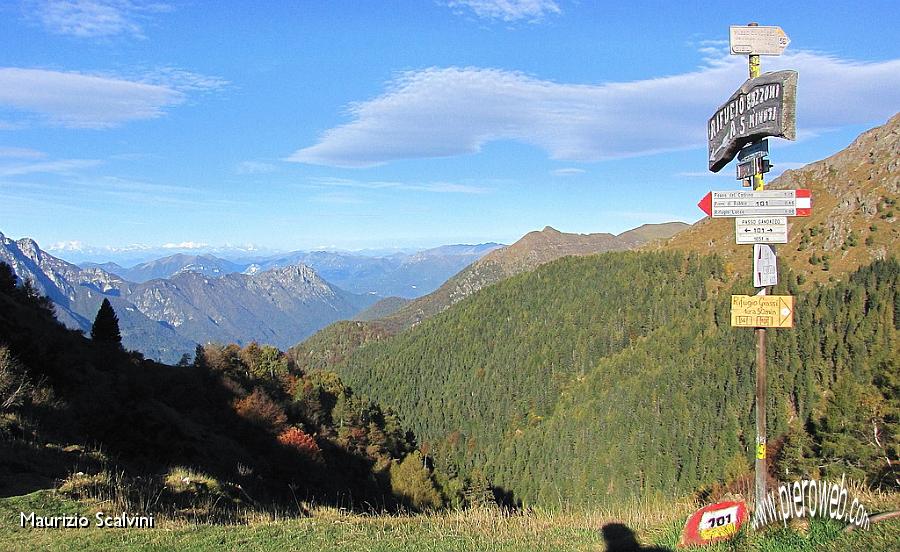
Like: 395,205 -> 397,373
688,22 -> 798,544
746,22 -> 769,515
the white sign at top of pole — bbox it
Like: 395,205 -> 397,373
729,26 -> 790,55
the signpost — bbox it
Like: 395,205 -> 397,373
681,500 -> 749,547
737,140 -> 769,163
730,25 -> 790,55
736,157 -> 770,180
700,22 -> 801,536
707,70 -> 797,172
697,189 -> 812,218
730,294 -> 794,328
736,217 -> 788,245
753,244 -> 779,286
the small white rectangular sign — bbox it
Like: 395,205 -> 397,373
753,244 -> 778,287
735,216 -> 788,244
730,26 -> 790,55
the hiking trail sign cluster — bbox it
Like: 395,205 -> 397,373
683,22 -> 807,549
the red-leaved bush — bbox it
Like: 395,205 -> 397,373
277,426 -> 322,460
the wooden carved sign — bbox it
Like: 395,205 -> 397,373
708,71 -> 797,172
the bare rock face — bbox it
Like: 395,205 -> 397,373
0,234 -> 373,363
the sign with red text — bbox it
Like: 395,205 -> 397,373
731,295 -> 794,328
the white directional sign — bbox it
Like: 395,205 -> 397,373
736,216 -> 788,244
730,26 -> 790,55
698,189 -> 811,218
753,244 -> 778,287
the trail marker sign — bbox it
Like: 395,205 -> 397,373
708,70 -> 797,172
737,140 -> 769,163
698,189 -> 811,218
736,216 -> 788,245
681,500 -> 748,547
731,295 -> 794,328
753,244 -> 778,287
736,157 -> 771,180
730,26 -> 790,55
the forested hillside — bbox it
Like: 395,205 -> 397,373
289,223 -> 688,373
490,258 -> 898,506
0,262 -> 443,514
322,253 -> 898,507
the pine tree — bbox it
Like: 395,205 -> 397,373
91,298 -> 122,346
389,451 -> 442,511
464,467 -> 495,508
0,262 -> 16,294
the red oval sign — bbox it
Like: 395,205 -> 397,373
680,500 -> 748,547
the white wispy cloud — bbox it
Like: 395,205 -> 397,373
0,67 -> 224,128
135,66 -> 229,93
0,147 -> 47,159
311,191 -> 366,205
678,161 -> 811,179
308,176 -> 488,194
287,51 -> 900,168
0,158 -> 101,176
551,167 -> 585,176
28,0 -> 173,39
236,161 -> 278,175
162,241 -> 209,249
446,0 -> 561,22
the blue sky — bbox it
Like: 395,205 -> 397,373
1,0 -> 898,260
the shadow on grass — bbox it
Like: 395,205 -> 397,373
601,523 -> 672,552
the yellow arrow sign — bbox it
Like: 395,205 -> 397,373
731,295 -> 794,328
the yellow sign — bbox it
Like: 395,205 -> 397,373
731,295 -> 794,328
700,524 -> 737,540
756,443 -> 766,459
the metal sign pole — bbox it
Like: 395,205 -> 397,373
747,21 -> 769,516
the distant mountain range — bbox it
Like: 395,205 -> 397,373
0,236 -> 501,363
81,254 -> 246,283
80,244 -> 503,299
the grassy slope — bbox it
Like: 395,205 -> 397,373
2,491 -> 898,551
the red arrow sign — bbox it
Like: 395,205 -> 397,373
698,192 -> 713,217
697,189 -> 812,218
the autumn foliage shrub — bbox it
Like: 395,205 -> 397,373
277,426 -> 322,460
233,388 -> 287,433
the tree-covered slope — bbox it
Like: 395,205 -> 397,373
324,251 -> 898,507
0,263 -> 436,512
490,258 -> 897,506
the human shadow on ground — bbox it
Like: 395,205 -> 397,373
601,523 -> 673,552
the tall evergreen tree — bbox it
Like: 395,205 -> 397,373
0,262 -> 17,294
91,298 -> 122,346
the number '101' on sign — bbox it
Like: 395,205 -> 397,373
680,500 -> 748,547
